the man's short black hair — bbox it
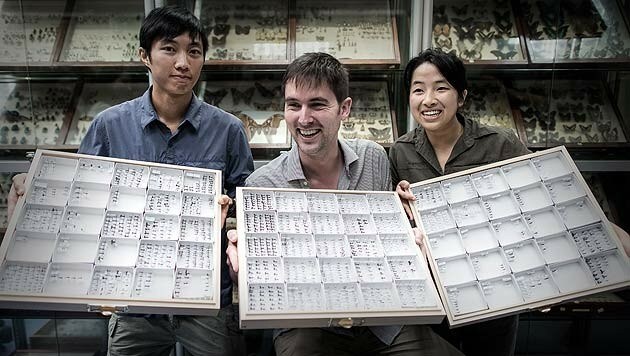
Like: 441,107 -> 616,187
282,52 -> 349,104
404,48 -> 467,99
139,5 -> 209,58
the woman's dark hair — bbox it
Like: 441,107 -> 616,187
282,52 -> 349,104
140,5 -> 209,58
404,48 -> 467,99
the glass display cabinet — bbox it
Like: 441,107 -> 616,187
426,2 -> 630,351
428,0 -> 630,236
0,1 -> 410,354
0,0 -> 408,154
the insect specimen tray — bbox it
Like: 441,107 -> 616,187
236,187 -> 445,329
0,149 -> 223,315
409,146 -> 630,327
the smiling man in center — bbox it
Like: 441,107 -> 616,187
227,52 -> 463,356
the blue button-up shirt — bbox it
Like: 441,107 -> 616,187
80,87 -> 254,306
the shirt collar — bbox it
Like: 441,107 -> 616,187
285,138 -> 359,182
140,87 -> 203,131
464,113 -> 496,139
339,138 -> 359,173
404,113 -> 498,173
407,113 -> 496,147
285,143 -> 306,182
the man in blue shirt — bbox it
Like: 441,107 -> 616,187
8,6 -> 253,356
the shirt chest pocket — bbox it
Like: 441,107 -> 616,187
395,161 -> 437,183
449,161 -> 493,172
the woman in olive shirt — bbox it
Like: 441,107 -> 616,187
390,48 -> 529,356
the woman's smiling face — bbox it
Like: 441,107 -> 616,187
409,62 -> 466,134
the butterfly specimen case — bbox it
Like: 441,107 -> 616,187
0,0 -> 144,64
197,80 -> 289,148
431,0 -> 630,64
519,0 -> 630,63
65,81 -> 148,146
196,0 -> 400,65
294,0 -> 399,64
431,0 -> 527,63
236,187 -> 445,329
0,0 -> 67,63
199,0 -> 289,62
58,0 -> 144,62
459,79 -> 518,135
509,79 -> 627,146
341,81 -> 397,146
0,0 -> 401,153
0,81 -> 77,147
0,150 -> 223,315
409,146 -> 630,326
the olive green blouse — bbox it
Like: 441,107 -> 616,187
389,114 -> 530,187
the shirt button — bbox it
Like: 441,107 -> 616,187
302,181 -> 308,186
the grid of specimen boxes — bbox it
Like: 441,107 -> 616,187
237,187 -> 444,328
410,147 -> 630,325
0,150 -> 221,310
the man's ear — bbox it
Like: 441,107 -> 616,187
139,47 -> 150,67
458,89 -> 468,107
339,97 -> 352,120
